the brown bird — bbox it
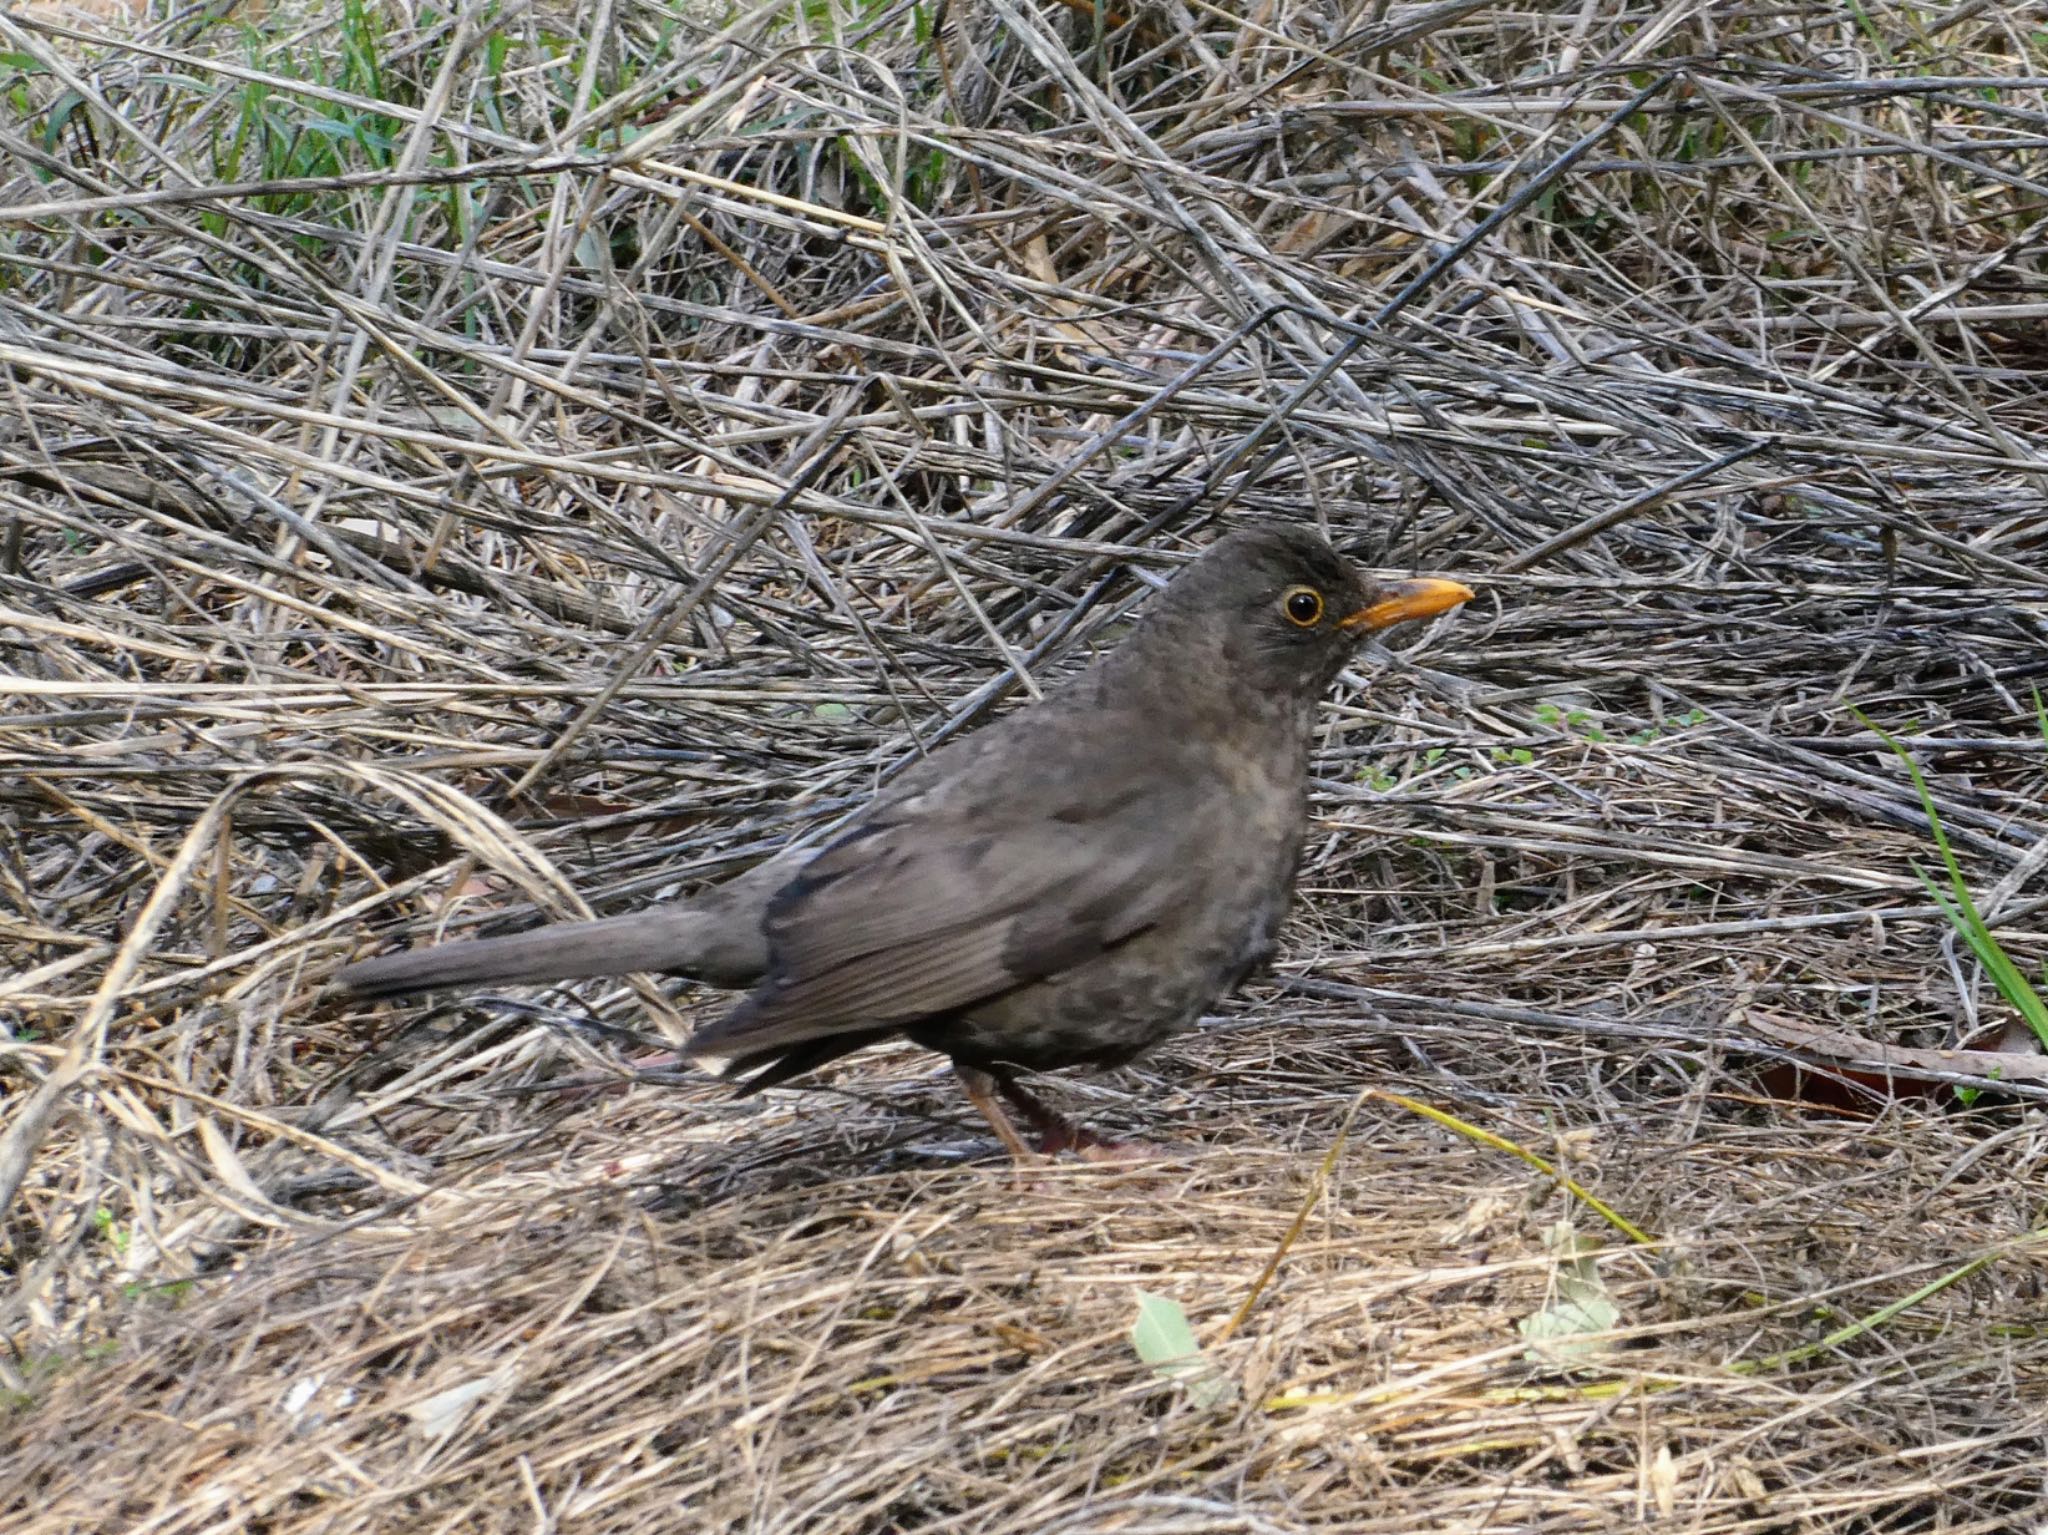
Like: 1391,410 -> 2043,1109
337,526 -> 1474,1160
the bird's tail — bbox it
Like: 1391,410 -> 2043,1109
333,858 -> 802,1000
334,907 -> 752,998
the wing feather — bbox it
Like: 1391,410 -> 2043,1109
689,762 -> 1210,1060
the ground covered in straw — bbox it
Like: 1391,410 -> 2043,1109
4,0 -> 2048,1530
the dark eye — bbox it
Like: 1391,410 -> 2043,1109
1282,586 -> 1324,627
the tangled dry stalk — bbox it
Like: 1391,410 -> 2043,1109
4,0 -> 2048,1528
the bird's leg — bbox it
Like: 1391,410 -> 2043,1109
953,1063 -> 1041,1165
958,1065 -> 1164,1164
996,1074 -> 1160,1163
993,1073 -> 1086,1152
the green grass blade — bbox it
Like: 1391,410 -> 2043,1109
1861,710 -> 2048,1048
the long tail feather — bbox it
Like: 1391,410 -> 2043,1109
335,906 -> 768,998
335,856 -> 805,999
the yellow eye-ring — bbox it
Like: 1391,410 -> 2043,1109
1281,585 -> 1324,627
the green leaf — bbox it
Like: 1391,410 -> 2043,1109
1518,1280 -> 1620,1358
43,88 -> 86,152
1129,1292 -> 1235,1409
1519,1221 -> 1621,1363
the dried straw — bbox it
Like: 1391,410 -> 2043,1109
4,0 -> 2048,1528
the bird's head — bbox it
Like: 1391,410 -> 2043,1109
1134,524 -> 1474,705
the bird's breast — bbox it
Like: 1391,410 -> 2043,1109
939,754 -> 1310,1073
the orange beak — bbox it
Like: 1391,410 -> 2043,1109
1340,577 -> 1475,632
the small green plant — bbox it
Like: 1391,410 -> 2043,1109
1956,1065 -> 2003,1110
1858,708 -> 2048,1051
1534,702 -> 1609,742
1354,744 -> 1459,791
1626,706 -> 1707,746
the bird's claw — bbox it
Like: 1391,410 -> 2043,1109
1034,1121 -> 1163,1163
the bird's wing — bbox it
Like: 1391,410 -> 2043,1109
687,756 -> 1213,1060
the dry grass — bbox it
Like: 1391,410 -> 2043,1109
5,0 -> 2048,1528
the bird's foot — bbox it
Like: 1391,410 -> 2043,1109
957,1063 -> 1170,1170
1033,1121 -> 1165,1163
995,1073 -> 1166,1163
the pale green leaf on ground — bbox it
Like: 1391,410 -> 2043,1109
1519,1221 -> 1622,1363
1129,1291 -> 1236,1409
